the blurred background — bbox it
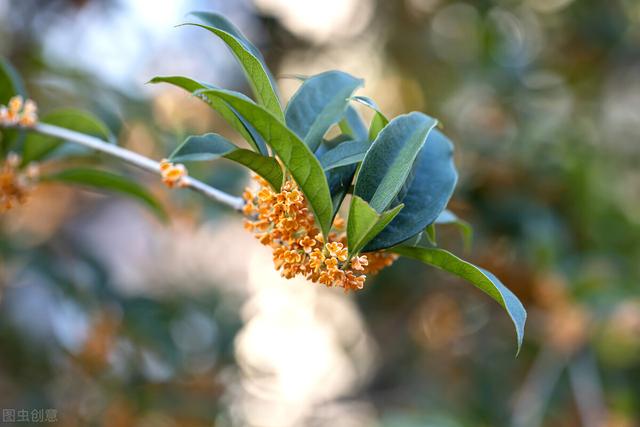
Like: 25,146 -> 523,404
1,0 -> 640,426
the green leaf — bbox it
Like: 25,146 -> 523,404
149,76 -> 269,155
318,139 -> 369,171
184,13 -> 283,121
436,209 -> 473,252
285,71 -> 363,152
0,57 -> 27,155
354,112 -> 438,213
44,168 -> 167,221
22,109 -> 112,164
350,95 -> 389,141
369,113 -> 388,142
364,129 -> 458,251
347,196 -> 404,256
392,246 -> 526,353
170,133 -> 283,190
196,88 -> 334,236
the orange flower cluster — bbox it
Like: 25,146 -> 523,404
242,176 -> 398,291
159,159 -> 188,188
0,96 -> 38,127
0,153 -> 38,211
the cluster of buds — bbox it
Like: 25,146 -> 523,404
0,153 -> 39,211
159,159 -> 188,188
0,96 -> 38,127
242,175 -> 398,291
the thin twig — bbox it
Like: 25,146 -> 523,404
12,122 -> 245,211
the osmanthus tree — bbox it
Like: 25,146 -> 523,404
0,12 -> 526,351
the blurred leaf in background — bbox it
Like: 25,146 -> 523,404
1,0 -> 640,426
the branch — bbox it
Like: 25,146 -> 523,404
14,122 -> 245,211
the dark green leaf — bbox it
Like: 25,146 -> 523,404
44,168 -> 167,221
22,109 -> 112,164
392,245 -> 526,353
196,89 -> 334,236
184,13 -> 283,121
149,76 -> 269,155
285,71 -> 363,152
318,139 -> 369,171
170,133 -> 283,190
0,58 -> 27,155
364,129 -> 458,251
354,112 -> 438,213
347,196 -> 404,256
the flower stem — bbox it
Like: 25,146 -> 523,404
17,123 -> 245,211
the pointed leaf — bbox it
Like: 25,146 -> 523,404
184,13 -> 283,121
354,112 -> 438,213
364,129 -> 457,251
170,133 -> 283,190
44,168 -> 167,221
347,196 -> 404,256
392,246 -> 526,353
22,109 -> 112,164
285,71 -> 363,151
149,76 -> 268,155
197,89 -> 333,236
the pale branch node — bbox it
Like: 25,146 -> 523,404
2,122 -> 245,211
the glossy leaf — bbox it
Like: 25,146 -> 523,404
0,58 -> 27,155
149,76 -> 268,155
184,13 -> 283,121
318,139 -> 369,171
44,168 -> 167,221
364,129 -> 458,251
196,88 -> 333,236
347,196 -> 404,256
285,71 -> 363,152
170,133 -> 283,190
392,245 -> 526,353
22,109 -> 112,164
354,112 -> 438,213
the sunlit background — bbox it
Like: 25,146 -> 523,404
2,0 -> 640,426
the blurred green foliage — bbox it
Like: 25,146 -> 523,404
1,0 -> 640,426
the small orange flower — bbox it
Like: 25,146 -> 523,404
159,159 -> 188,188
333,215 -> 345,230
0,153 -> 38,211
241,175 -> 396,291
350,255 -> 369,271
283,250 -> 301,264
324,257 -> 338,270
0,96 -> 38,127
299,236 -> 316,253
326,241 -> 348,261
